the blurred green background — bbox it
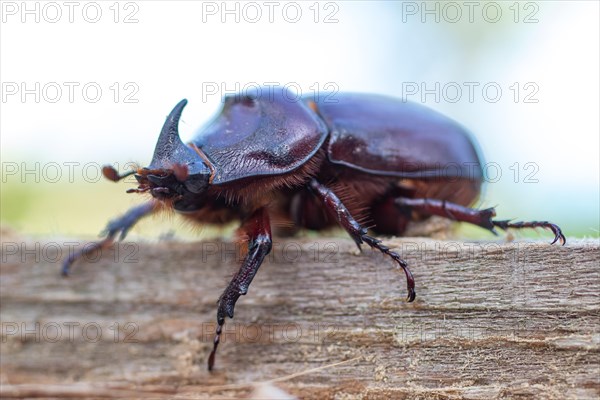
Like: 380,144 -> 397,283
2,1 -> 598,241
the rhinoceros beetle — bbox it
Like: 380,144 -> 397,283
62,87 -> 565,370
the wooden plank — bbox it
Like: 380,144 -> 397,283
1,232 -> 599,399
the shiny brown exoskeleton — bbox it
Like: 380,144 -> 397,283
62,87 -> 565,370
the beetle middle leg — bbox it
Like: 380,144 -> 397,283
61,201 -> 156,276
308,179 -> 416,302
395,197 -> 566,245
208,207 -> 272,371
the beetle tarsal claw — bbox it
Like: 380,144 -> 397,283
550,225 -> 567,246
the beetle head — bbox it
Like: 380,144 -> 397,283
131,99 -> 213,208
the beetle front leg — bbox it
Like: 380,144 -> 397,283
61,201 -> 156,276
395,197 -> 566,245
208,207 -> 272,371
308,179 -> 416,302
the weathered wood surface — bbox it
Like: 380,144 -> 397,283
1,231 -> 599,399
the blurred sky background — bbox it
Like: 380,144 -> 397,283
1,1 -> 599,240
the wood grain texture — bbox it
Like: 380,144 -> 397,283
1,231 -> 599,399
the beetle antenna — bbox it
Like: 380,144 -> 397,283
102,166 -> 136,182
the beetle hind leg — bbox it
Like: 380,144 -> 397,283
395,197 -> 566,245
309,179 -> 416,302
61,201 -> 156,276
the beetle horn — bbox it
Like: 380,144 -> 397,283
150,99 -> 188,164
145,99 -> 212,193
148,99 -> 197,170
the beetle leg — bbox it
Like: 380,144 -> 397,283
309,179 -> 416,302
61,201 -> 156,276
395,197 -> 566,245
208,207 -> 272,371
